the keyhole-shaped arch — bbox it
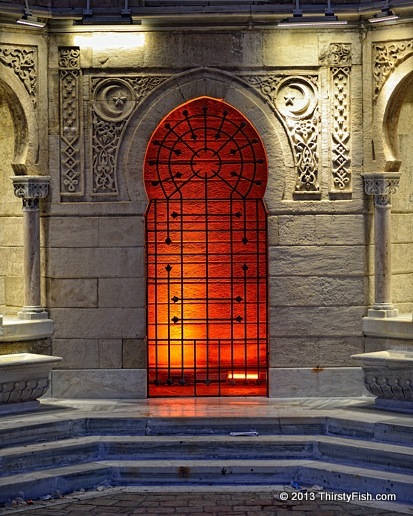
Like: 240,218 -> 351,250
145,97 -> 268,396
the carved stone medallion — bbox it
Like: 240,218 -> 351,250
93,79 -> 135,122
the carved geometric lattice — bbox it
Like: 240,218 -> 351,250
145,97 -> 268,397
331,67 -> 351,192
59,47 -> 83,196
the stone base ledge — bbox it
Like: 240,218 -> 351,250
0,315 -> 54,343
49,369 -> 147,399
352,350 -> 413,406
362,314 -> 413,340
268,367 -> 368,398
0,353 -> 62,406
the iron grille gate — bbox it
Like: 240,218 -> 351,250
145,97 -> 268,397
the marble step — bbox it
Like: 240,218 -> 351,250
1,434 -> 413,478
2,414 -> 413,447
0,459 -> 412,505
0,416 -> 324,448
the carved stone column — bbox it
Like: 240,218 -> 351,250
363,172 -> 401,318
11,176 -> 50,320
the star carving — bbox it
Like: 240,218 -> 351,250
111,90 -> 128,108
284,91 -> 295,106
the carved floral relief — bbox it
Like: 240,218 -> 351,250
246,74 -> 320,195
373,40 -> 413,101
90,76 -> 169,196
0,45 -> 37,108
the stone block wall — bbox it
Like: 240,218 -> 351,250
46,215 -> 146,370
0,89 -> 23,315
42,27 -> 369,397
392,87 -> 413,314
1,19 -> 412,398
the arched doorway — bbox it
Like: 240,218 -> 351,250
144,97 -> 268,396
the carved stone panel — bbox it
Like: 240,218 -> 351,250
59,47 -> 83,197
90,76 -> 169,197
373,40 -> 413,101
319,42 -> 352,67
331,67 -> 351,193
320,43 -> 352,196
246,74 -> 320,197
0,45 -> 37,108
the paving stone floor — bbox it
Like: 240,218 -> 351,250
1,487 -> 411,516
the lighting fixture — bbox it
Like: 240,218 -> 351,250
79,0 -> 132,24
16,0 -> 45,28
368,0 -> 399,23
278,0 -> 347,27
227,372 -> 260,383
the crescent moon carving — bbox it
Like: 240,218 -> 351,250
100,84 -> 126,117
93,79 -> 135,122
283,82 -> 311,115
275,78 -> 316,119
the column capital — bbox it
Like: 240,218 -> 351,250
11,176 -> 50,211
362,172 -> 401,197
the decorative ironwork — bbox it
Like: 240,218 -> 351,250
145,97 -> 268,397
59,47 -> 83,196
373,40 -> 413,101
0,45 -> 37,107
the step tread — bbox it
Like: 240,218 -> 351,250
1,458 -> 413,485
2,433 -> 413,457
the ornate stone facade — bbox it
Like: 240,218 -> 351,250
246,74 -> 320,196
0,45 -> 37,108
1,17 -> 412,401
373,39 -> 413,101
12,176 -> 49,211
59,47 -> 83,196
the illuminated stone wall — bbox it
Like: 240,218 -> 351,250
0,98 -> 23,315
0,21 -> 412,398
392,87 -> 413,313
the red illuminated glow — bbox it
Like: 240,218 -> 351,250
145,97 -> 268,396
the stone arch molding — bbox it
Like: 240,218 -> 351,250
373,53 -> 413,173
121,67 -> 293,209
0,61 -> 39,176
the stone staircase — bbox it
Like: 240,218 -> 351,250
0,412 -> 413,506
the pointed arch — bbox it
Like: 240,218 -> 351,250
145,96 -> 268,396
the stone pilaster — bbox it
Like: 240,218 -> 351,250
11,176 -> 50,320
363,172 -> 400,318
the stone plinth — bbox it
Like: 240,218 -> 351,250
352,350 -> 413,410
0,353 -> 62,408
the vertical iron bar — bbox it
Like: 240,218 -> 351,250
230,197 -> 235,380
166,259 -> 171,383
205,177 -> 210,384
256,198 -> 260,380
218,339 -> 221,395
243,259 -> 248,382
265,203 -> 269,395
180,197 -> 185,384
194,339 -> 197,396
154,200 -> 159,386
